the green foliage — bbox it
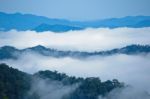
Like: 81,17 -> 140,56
0,63 -> 31,99
35,71 -> 124,99
3,96 -> 9,99
0,63 -> 124,99
65,78 -> 123,99
34,70 -> 84,85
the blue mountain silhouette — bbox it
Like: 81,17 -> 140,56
0,12 -> 150,32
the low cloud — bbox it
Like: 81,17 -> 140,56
29,77 -> 78,99
0,27 -> 150,98
0,27 -> 150,51
99,87 -> 150,99
1,53 -> 150,95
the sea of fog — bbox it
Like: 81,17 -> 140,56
0,27 -> 150,98
0,27 -> 150,51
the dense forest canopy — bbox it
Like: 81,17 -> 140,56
0,63 -> 124,99
0,44 -> 150,60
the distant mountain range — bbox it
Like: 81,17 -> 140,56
0,45 -> 150,60
33,23 -> 83,32
0,12 -> 150,32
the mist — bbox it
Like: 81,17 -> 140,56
1,53 -> 150,95
99,87 -> 150,99
0,27 -> 150,51
29,77 -> 78,99
0,27 -> 150,98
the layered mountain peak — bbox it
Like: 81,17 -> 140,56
0,12 -> 150,32
0,44 -> 150,60
33,23 -> 83,32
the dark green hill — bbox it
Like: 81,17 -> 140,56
0,44 -> 150,60
0,63 -> 123,99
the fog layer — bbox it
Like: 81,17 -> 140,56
1,53 -> 150,94
0,27 -> 150,51
29,77 -> 78,99
0,27 -> 150,98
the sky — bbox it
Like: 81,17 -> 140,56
0,0 -> 150,21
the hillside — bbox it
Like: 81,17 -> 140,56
0,63 -> 123,99
0,45 -> 150,60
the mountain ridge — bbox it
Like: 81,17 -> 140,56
0,63 -> 123,99
0,44 -> 150,59
33,23 -> 83,32
0,12 -> 150,32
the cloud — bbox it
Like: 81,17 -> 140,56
99,87 -> 150,99
28,77 -> 78,99
1,53 -> 150,95
0,27 -> 150,51
0,27 -> 150,98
